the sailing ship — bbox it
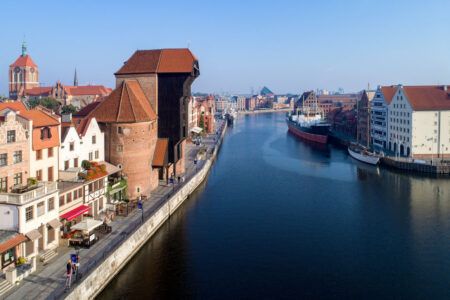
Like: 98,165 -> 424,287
348,90 -> 380,165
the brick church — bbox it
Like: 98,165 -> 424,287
9,42 -> 39,99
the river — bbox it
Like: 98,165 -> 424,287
98,112 -> 450,299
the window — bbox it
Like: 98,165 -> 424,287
78,188 -> 83,198
36,150 -> 42,160
117,145 -> 123,152
47,197 -> 55,211
74,158 -> 79,168
117,127 -> 123,134
40,127 -> 52,140
25,206 -> 33,222
66,192 -> 72,203
7,130 -> 16,143
0,177 -> 7,192
89,152 -> 93,160
95,150 -> 99,159
36,170 -> 42,181
64,160 -> 70,170
13,151 -> 22,164
48,147 -> 53,157
59,195 -> 65,206
48,167 -> 53,181
0,154 -> 7,167
92,135 -> 96,144
69,142 -> 74,151
13,173 -> 22,186
99,179 -> 104,189
73,190 -> 77,199
37,201 -> 45,217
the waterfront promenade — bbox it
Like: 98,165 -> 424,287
3,120 -> 226,300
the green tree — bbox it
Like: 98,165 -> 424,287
27,97 -> 60,111
199,112 -> 205,130
61,104 -> 78,114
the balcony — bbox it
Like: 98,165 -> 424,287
0,182 -> 58,205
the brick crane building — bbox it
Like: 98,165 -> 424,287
114,49 -> 200,176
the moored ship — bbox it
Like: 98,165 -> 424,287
286,91 -> 330,144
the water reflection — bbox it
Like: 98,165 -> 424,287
98,112 -> 450,299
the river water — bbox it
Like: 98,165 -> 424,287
98,112 -> 450,299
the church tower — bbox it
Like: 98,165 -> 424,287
9,42 -> 39,99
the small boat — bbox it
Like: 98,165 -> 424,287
348,144 -> 380,165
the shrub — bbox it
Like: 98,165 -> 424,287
81,160 -> 91,170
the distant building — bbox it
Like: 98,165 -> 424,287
260,86 -> 274,96
237,96 -> 246,111
25,82 -> 112,109
246,97 -> 256,111
9,43 -> 39,99
317,94 -> 358,116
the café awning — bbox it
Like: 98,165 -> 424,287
191,126 -> 203,134
60,205 -> 90,221
48,219 -> 62,229
25,229 -> 42,241
71,219 -> 103,232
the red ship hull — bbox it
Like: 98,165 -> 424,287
287,122 -> 328,144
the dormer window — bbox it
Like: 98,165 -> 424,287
40,127 -> 52,140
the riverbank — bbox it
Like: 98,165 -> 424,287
67,122 -> 227,299
3,121 -> 227,300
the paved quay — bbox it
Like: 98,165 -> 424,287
4,120 -> 226,300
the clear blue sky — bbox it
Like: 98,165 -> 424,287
1,0 -> 450,95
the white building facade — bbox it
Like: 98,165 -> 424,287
370,86 -> 396,151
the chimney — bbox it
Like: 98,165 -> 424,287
61,113 -> 72,123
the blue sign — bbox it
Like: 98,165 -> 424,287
137,201 -> 143,210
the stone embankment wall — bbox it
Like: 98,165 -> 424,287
65,124 -> 227,300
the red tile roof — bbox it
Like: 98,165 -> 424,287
63,85 -> 112,96
74,101 -> 103,117
19,110 -> 60,127
152,138 -> 169,167
10,55 -> 37,68
0,232 -> 27,254
402,85 -> 450,111
381,86 -> 397,104
90,80 -> 156,123
25,87 -> 52,96
0,101 -> 27,112
115,48 -> 197,75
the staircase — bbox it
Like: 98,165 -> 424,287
0,279 -> 13,298
39,249 -> 58,265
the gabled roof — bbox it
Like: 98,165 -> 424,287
63,85 -> 112,96
402,85 -> 450,111
25,87 -> 52,96
19,110 -> 60,127
74,101 -> 102,117
380,86 -> 397,104
90,80 -> 157,123
0,101 -> 27,112
115,48 -> 197,75
10,55 -> 37,68
260,86 -> 274,96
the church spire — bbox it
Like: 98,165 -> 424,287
21,40 -> 27,57
74,68 -> 78,86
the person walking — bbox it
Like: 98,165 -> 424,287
65,259 -> 73,291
